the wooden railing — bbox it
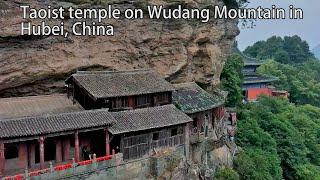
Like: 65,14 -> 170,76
123,134 -> 185,160
3,155 -> 112,180
151,134 -> 184,148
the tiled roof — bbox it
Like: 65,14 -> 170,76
0,94 -> 83,120
240,52 -> 262,66
109,105 -> 192,134
172,82 -> 224,114
66,70 -> 175,99
0,109 -> 115,138
244,74 -> 278,84
244,59 -> 262,66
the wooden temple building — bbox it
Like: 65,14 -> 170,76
242,60 -> 288,101
0,70 -> 228,177
108,105 -> 192,160
0,102 -> 115,176
172,82 -> 226,136
65,70 -> 175,111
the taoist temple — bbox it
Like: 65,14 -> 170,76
0,70 -> 235,177
242,59 -> 289,101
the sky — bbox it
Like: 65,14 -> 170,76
237,0 -> 320,51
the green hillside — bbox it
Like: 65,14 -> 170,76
220,35 -> 320,180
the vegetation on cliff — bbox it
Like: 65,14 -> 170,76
220,54 -> 244,107
236,97 -> 320,179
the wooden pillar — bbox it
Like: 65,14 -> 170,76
74,132 -> 80,162
0,140 -> 5,176
62,138 -> 70,161
28,143 -> 35,168
18,143 -> 28,169
153,95 -> 158,106
128,96 -> 135,109
184,123 -> 190,160
39,137 -> 45,169
55,140 -> 62,163
72,82 -> 75,104
105,130 -> 110,156
197,118 -> 201,133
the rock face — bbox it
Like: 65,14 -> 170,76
0,0 -> 239,97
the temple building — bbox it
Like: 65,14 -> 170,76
65,70 -> 175,111
0,69 -> 229,178
109,105 -> 192,160
172,82 -> 227,139
242,59 -> 284,101
0,104 -> 115,176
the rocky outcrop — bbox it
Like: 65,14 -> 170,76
0,0 -> 239,97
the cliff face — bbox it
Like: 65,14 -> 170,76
0,0 -> 239,97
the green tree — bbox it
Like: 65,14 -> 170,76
236,96 -> 320,179
234,149 -> 282,180
244,35 -> 314,64
220,54 -> 244,107
294,164 -> 320,180
258,59 -> 320,107
215,167 -> 240,180
274,50 -> 289,64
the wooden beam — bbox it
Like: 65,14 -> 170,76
0,140 -> 5,176
38,137 -> 45,169
105,129 -> 110,156
74,132 -> 80,162
3,127 -> 108,143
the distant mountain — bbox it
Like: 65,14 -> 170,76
312,44 -> 320,60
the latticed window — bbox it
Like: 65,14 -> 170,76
171,127 -> 183,136
123,134 -> 149,160
112,97 -> 128,108
135,95 -> 151,107
157,93 -> 169,103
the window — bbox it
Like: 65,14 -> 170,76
112,97 -> 128,108
193,119 -> 198,128
157,93 -> 169,103
152,132 -> 159,140
171,128 -> 178,136
5,145 -> 19,159
135,95 -> 151,107
171,127 -> 183,136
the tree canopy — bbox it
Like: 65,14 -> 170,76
244,35 -> 315,64
220,54 -> 244,107
235,96 -> 320,179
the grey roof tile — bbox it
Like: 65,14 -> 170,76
66,70 -> 175,99
0,109 -> 115,138
109,105 -> 192,134
0,94 -> 83,120
244,74 -> 278,84
172,82 -> 224,114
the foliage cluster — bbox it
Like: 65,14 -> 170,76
235,97 -> 320,179
258,59 -> 320,107
220,54 -> 244,107
244,35 -> 315,64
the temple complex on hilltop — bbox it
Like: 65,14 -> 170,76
0,70 -> 236,179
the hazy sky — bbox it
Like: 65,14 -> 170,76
237,0 -> 320,51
